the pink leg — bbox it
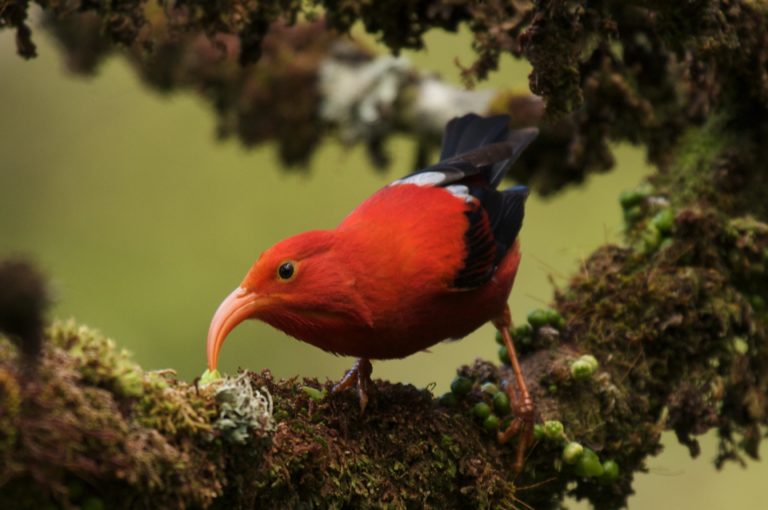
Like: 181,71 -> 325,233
331,358 -> 373,414
493,306 -> 534,473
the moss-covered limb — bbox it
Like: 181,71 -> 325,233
38,10 -> 530,167
1,1 -> 527,71
40,12 -> 590,194
461,110 -> 768,507
4,2 -> 766,193
484,204 -> 768,508
0,322 -> 529,509
1,323 -> 226,509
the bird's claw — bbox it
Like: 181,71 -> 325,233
497,393 -> 534,474
494,306 -> 535,474
331,358 -> 373,414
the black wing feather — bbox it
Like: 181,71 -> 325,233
453,203 -> 497,288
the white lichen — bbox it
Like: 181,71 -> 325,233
319,42 -> 409,144
318,41 -> 495,146
214,373 -> 275,444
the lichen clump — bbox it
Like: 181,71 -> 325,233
214,373 -> 275,444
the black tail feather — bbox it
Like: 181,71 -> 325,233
439,114 -> 538,188
440,114 -> 510,161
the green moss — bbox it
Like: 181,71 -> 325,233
675,117 -> 729,185
1,323 -> 225,509
656,113 -> 761,217
48,320 -> 144,398
211,371 -> 524,509
135,370 -> 216,437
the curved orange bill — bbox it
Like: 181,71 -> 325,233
206,287 -> 266,370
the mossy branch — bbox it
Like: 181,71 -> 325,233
6,1 -> 766,195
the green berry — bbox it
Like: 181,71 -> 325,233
750,295 -> 765,312
302,386 -> 326,401
451,376 -> 473,396
513,323 -> 533,339
494,328 -> 506,345
642,225 -> 662,252
570,359 -> 595,380
732,337 -> 749,355
623,205 -> 643,224
498,345 -> 510,365
544,308 -> 565,329
574,448 -> 604,477
651,208 -> 675,234
533,423 -> 545,440
439,392 -> 458,407
473,401 -> 492,420
580,354 -> 599,371
562,441 -> 584,464
527,309 -> 549,329
571,354 -> 598,380
543,420 -> 565,441
481,382 -> 499,395
659,238 -> 674,251
493,391 -> 511,416
483,414 -> 500,432
602,460 -> 620,481
619,190 -> 646,209
548,384 -> 558,394
200,368 -> 222,386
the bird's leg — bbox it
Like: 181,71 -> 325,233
493,306 -> 534,474
331,358 -> 373,414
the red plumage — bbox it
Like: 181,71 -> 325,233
206,113 -> 538,469
223,184 -> 522,361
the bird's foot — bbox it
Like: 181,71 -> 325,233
497,391 -> 534,474
493,306 -> 535,474
331,358 -> 373,414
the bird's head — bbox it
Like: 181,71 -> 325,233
206,229 -> 343,371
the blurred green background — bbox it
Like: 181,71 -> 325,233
0,23 -> 764,509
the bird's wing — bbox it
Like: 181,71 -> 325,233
388,114 -> 535,290
450,185 -> 529,289
452,192 -> 497,288
388,167 -> 529,290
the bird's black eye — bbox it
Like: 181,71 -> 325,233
277,262 -> 295,280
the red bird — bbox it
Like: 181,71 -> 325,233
207,114 -> 537,468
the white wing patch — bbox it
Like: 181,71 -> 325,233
391,171 -> 446,187
445,184 -> 476,203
